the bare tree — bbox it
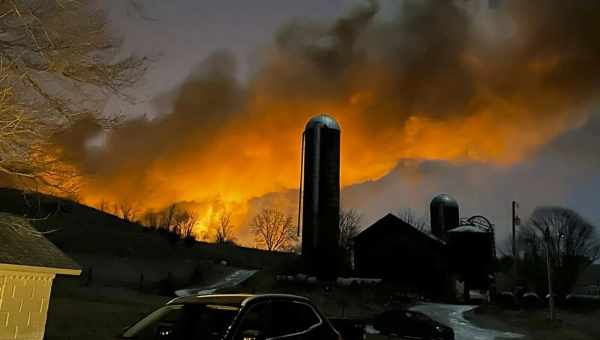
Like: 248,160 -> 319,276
0,0 -> 144,191
213,210 -> 236,244
173,210 -> 197,245
142,211 -> 159,230
518,206 -> 600,297
251,208 -> 297,251
339,209 -> 361,251
153,204 -> 181,245
0,212 -> 60,237
117,200 -> 138,222
397,208 -> 429,232
98,199 -> 108,213
159,204 -> 177,232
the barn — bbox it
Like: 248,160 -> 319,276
0,213 -> 81,340
352,213 -> 452,298
352,194 -> 496,301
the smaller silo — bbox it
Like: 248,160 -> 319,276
446,224 -> 495,298
430,194 -> 460,238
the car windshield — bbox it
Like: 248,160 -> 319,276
121,303 -> 239,340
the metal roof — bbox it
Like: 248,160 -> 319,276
354,213 -> 446,246
305,114 -> 340,131
0,213 -> 81,274
431,193 -> 458,207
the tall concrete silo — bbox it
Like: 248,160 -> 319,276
299,114 -> 341,278
430,194 -> 460,238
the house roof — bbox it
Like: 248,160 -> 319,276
0,213 -> 81,275
354,213 -> 446,246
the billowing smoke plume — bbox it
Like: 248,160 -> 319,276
59,0 -> 600,238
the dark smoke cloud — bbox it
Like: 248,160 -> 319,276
341,109 -> 600,244
56,1 -> 600,239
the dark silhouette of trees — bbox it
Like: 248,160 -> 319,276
98,199 -> 108,213
397,208 -> 429,232
339,209 -> 362,273
142,211 -> 160,230
173,210 -> 198,247
518,206 -> 600,297
139,204 -> 198,246
159,204 -> 177,233
0,0 -> 144,191
213,211 -> 236,244
251,208 -> 296,251
339,209 -> 361,251
117,200 -> 139,222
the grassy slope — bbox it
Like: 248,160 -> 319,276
0,188 -> 296,271
45,278 -> 170,340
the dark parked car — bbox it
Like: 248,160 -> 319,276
120,294 -> 342,340
372,309 -> 454,340
329,318 -> 366,340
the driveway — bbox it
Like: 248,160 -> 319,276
174,269 -> 257,296
410,303 -> 523,340
365,303 -> 524,340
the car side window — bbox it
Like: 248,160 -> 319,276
412,312 -> 430,322
122,305 -> 184,340
271,301 -> 321,338
383,311 -> 397,321
235,302 -> 272,340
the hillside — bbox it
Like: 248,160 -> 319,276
0,188 -> 296,290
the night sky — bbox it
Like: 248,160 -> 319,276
87,0 -> 600,246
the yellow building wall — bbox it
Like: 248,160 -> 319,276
0,269 -> 55,340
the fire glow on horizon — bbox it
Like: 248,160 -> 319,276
51,1 -> 600,241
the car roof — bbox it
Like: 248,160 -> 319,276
167,294 -> 254,306
167,293 -> 311,307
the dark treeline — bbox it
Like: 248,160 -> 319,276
499,206 -> 600,299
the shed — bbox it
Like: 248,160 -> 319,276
0,213 -> 80,340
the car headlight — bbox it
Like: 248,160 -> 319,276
435,326 -> 443,332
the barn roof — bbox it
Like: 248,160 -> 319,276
354,213 -> 446,246
0,213 -> 80,275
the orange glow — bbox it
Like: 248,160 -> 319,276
74,87 -> 587,242
63,0 -> 597,244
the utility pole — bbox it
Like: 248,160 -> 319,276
512,201 -> 519,281
512,201 -> 516,259
544,227 -> 556,321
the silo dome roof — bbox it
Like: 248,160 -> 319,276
431,194 -> 458,207
305,114 -> 340,131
